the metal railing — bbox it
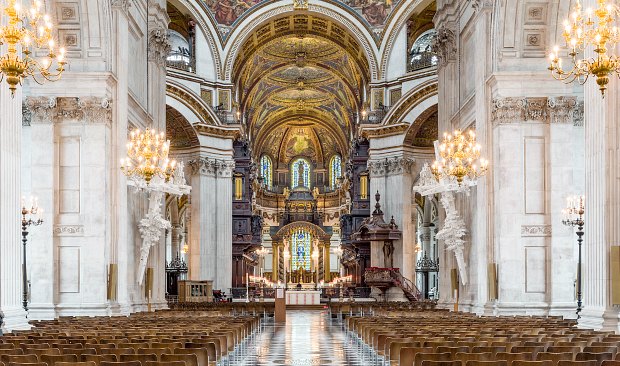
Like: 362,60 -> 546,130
408,51 -> 438,72
166,50 -> 196,73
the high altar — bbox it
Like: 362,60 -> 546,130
269,171 -> 334,286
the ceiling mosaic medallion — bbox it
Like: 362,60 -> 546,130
262,35 -> 342,62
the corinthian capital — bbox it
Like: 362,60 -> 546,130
148,27 -> 171,67
368,157 -> 415,177
431,26 -> 457,67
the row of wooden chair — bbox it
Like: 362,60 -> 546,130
345,309 -> 617,366
0,310 -> 260,366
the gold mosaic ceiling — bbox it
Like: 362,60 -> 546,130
235,16 -> 370,167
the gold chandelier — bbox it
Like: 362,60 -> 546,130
548,0 -> 620,96
431,129 -> 488,184
120,128 -> 177,184
0,0 -> 66,96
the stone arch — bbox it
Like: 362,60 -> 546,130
166,105 -> 200,150
168,0 -> 223,78
381,79 -> 438,126
379,0 -> 435,80
166,81 -> 221,126
403,104 -> 438,147
221,1 -> 380,81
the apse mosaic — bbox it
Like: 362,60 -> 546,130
291,229 -> 311,271
202,0 -> 402,39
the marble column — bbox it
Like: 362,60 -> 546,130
23,97 -> 57,320
0,80 -> 29,331
580,77 -> 620,330
216,161 -> 234,292
187,157 -> 234,292
368,155 -> 416,281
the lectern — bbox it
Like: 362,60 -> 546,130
275,288 -> 286,323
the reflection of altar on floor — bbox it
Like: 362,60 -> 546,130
285,290 -> 321,305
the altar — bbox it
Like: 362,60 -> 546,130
286,290 -> 321,305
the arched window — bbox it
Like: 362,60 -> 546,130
329,155 -> 342,189
291,229 -> 311,271
409,29 -> 438,71
260,155 -> 273,189
291,158 -> 311,189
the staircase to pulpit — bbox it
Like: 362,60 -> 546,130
364,267 -> 421,302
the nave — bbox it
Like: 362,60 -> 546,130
236,310 -> 371,366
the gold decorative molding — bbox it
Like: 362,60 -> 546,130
382,81 -> 437,125
194,123 -> 241,139
166,83 -> 219,126
361,123 -> 409,138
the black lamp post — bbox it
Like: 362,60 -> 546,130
562,195 -> 585,319
21,197 -> 43,312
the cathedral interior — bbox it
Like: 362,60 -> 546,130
1,0 -> 620,364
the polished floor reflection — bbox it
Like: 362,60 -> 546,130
234,310 -> 379,366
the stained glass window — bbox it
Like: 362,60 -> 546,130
260,155 -> 272,189
291,229 -> 311,271
330,155 -> 342,189
291,158 -> 311,189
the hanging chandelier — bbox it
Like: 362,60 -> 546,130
0,0 -> 66,96
431,129 -> 488,185
548,0 -> 620,96
120,128 -> 177,184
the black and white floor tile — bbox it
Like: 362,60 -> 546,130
227,310 -> 381,366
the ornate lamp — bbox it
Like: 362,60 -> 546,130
431,129 -> 489,185
21,196 -> 43,311
562,195 -> 585,318
120,128 -> 177,184
548,0 -> 620,96
0,0 -> 66,96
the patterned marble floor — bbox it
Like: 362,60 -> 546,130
229,310 -> 381,366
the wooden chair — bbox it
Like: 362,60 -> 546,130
137,348 -> 169,360
99,362 -> 141,366
55,363 -> 97,366
7,363 -> 49,366
537,352 -> 574,363
414,352 -> 452,366
558,361 -> 597,366
421,362 -> 460,366
512,361 -> 553,366
576,352 -> 614,365
602,362 -> 620,366
40,354 -> 79,366
144,362 -> 186,366
173,346 -> 212,366
2,355 -> 39,364
159,354 -> 196,366
119,353 -> 157,363
466,362 -> 508,366
399,346 -> 433,366
455,352 -> 493,363
82,354 -> 118,365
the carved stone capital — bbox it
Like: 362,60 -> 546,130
521,225 -> 552,237
469,0 -> 493,13
573,101 -> 584,127
187,157 -> 235,178
148,27 -> 171,67
368,157 -> 415,177
431,26 -> 457,67
23,97 -> 56,125
111,0 -> 132,14
492,96 -> 582,126
78,97 -> 112,124
548,96 -> 577,124
217,161 -> 236,178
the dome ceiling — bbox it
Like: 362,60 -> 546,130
235,23 -> 369,167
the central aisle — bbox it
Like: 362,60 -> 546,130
234,310 -> 378,365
